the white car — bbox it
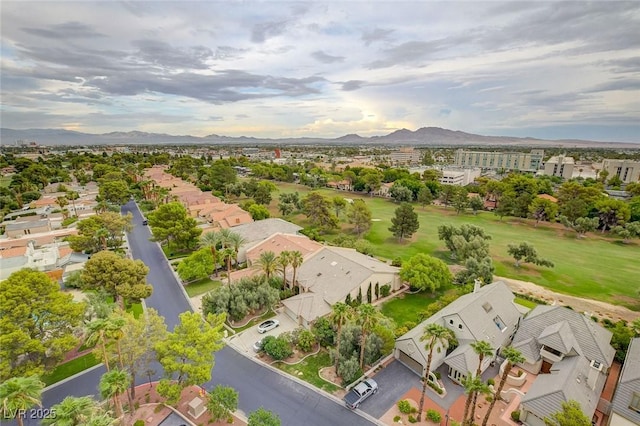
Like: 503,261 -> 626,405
253,338 -> 264,352
257,319 -> 279,333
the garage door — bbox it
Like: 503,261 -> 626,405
397,350 -> 423,376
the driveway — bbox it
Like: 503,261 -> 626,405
227,309 -> 299,355
360,360 -> 422,418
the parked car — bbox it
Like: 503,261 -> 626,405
142,219 -> 148,225
257,319 -> 279,333
344,378 -> 378,410
253,338 -> 264,352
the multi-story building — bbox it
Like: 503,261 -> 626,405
543,155 -> 575,179
601,159 -> 640,184
438,168 -> 481,186
389,147 -> 423,166
454,149 -> 544,172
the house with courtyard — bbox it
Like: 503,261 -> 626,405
394,281 -> 522,384
230,218 -> 303,263
282,246 -> 400,328
608,338 -> 640,426
512,305 -> 616,426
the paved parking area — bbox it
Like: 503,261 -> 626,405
360,360 -> 422,418
226,309 -> 299,355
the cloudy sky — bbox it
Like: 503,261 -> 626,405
1,1 -> 639,142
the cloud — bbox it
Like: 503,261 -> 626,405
251,20 -> 289,43
361,28 -> 394,46
132,40 -> 213,69
21,21 -> 106,39
340,80 -> 366,91
311,50 -> 344,64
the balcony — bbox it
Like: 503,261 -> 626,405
540,345 -> 564,363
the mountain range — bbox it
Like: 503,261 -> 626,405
1,127 -> 638,148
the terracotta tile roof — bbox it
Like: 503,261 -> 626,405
58,246 -> 73,258
0,247 -> 28,259
246,233 -> 323,264
537,194 -> 558,203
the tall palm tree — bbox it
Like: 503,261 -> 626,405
56,196 -> 69,219
462,375 -> 488,426
219,228 -> 233,248
86,318 -> 111,371
466,340 -> 494,425
227,232 -> 246,266
417,324 -> 456,422
277,251 -> 291,288
220,248 -> 235,285
289,251 -> 304,292
357,304 -> 380,370
43,395 -> 100,426
99,369 -> 130,422
258,251 -> 278,280
0,376 -> 44,426
481,347 -> 525,426
66,191 -> 79,217
329,302 -> 353,374
199,231 -> 220,275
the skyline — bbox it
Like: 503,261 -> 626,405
1,2 -> 639,143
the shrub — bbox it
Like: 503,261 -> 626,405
403,321 -> 416,330
380,284 -> 391,297
391,257 -> 402,267
426,409 -> 442,423
428,381 -> 443,395
394,326 -> 409,337
263,336 -> 293,360
487,378 -> 495,386
397,400 -> 412,414
434,371 -> 441,379
408,415 -> 417,423
338,356 -> 362,385
134,420 -> 145,426
511,410 -> 520,421
393,415 -> 401,423
296,329 -> 316,352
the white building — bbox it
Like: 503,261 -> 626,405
454,149 -> 544,172
601,159 -> 640,184
544,155 -> 575,179
438,168 -> 481,186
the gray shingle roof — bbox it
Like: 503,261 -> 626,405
5,219 -> 49,231
538,321 -> 581,356
232,218 -> 302,245
610,338 -> 640,424
444,344 -> 477,374
512,305 -> 615,368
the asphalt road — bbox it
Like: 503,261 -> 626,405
18,202 -> 374,426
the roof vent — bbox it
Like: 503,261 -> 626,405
330,261 -> 338,266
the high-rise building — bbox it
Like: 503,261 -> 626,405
601,159 -> 640,184
543,155 -> 575,179
454,149 -> 544,172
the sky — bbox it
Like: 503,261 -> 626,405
1,1 -> 639,142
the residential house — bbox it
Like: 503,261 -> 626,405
608,338 -> 640,426
0,241 -> 83,280
5,218 -> 51,237
395,281 -> 522,383
512,305 -> 616,426
282,246 -> 400,328
231,219 -> 303,263
245,233 -> 323,266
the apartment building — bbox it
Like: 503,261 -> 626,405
454,149 -> 544,172
601,159 -> 640,184
543,155 -> 575,179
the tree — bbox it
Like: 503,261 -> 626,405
507,242 -> 554,268
389,202 -> 419,241
347,199 -> 372,236
248,407 -> 281,426
177,248 -> 215,282
82,251 -> 152,308
289,250 -> 304,292
247,203 -> 270,220
220,247 -> 235,285
452,187 -> 469,214
199,231 -> 221,273
68,212 -> 133,254
557,181 -> 603,223
357,304 -> 380,369
99,369 -> 130,420
329,302 -> 353,374
440,185 -> 458,208
417,187 -> 433,209
529,197 -> 558,226
494,194 -> 515,220
0,270 -> 85,381
438,224 -> 491,261
208,162 -> 237,192
258,251 -> 278,280
0,376 -> 44,426
466,341 -> 493,424
98,180 -> 131,205
66,190 -> 80,217
613,221 -> 640,243
262,335 -> 293,360
226,231 -> 246,266
481,347 -> 525,426
207,385 -> 239,423
147,202 -> 202,251
253,182 -> 275,205
332,196 -> 347,217
543,400 -> 591,426
596,198 -> 631,232
417,324 -> 456,422
469,195 -> 484,215
155,312 -> 225,402
56,195 -> 69,218
400,254 -> 452,293
560,216 -> 599,238
43,396 -> 107,426
462,375 -> 488,426
390,184 -> 413,203
302,192 -> 339,232
454,256 -> 494,286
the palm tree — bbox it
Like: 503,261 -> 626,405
258,251 -> 278,280
99,369 -> 130,422
66,191 -> 79,217
466,340 -> 493,425
277,251 -> 291,288
417,324 -> 456,422
56,196 -> 69,219
199,231 -> 220,275
43,396 -> 100,426
481,347 -> 525,426
220,248 -> 235,285
84,411 -> 117,426
289,251 -> 304,292
0,376 -> 44,426
219,228 -> 233,248
227,232 -> 246,266
462,375 -> 488,426
357,303 -> 380,370
86,318 -> 111,371
329,302 -> 353,374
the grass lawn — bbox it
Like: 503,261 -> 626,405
42,353 -> 99,386
380,291 -> 442,327
184,277 -> 222,297
161,245 -> 193,260
267,182 -> 640,311
514,296 -> 539,310
276,350 -> 340,393
0,176 -> 10,188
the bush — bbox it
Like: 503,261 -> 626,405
511,410 -> 520,421
391,257 -> 403,267
408,415 -> 417,423
426,409 -> 442,423
337,356 -> 362,385
134,421 -> 145,426
394,326 -> 409,338
428,381 -> 443,395
263,336 -> 293,360
403,321 -> 416,330
312,317 -> 335,347
393,415 -> 401,423
296,329 -> 316,352
397,400 -> 412,414
380,284 -> 391,297
487,378 -> 495,386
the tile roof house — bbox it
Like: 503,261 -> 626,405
282,246 -> 400,328
245,233 -> 323,265
231,219 -> 303,263
608,338 -> 640,426
0,241 -> 82,280
395,281 -> 522,383
512,305 -> 616,426
5,219 -> 51,238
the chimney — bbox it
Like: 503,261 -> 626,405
473,278 -> 482,293
587,360 -> 603,390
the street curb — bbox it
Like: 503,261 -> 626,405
43,363 -> 104,392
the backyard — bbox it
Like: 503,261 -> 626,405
265,182 -> 640,311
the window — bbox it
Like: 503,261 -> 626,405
630,392 -> 640,413
493,315 -> 507,331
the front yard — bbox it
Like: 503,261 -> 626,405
275,351 -> 341,393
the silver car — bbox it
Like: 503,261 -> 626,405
257,319 -> 279,333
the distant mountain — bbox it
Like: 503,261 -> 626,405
1,127 -> 638,148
